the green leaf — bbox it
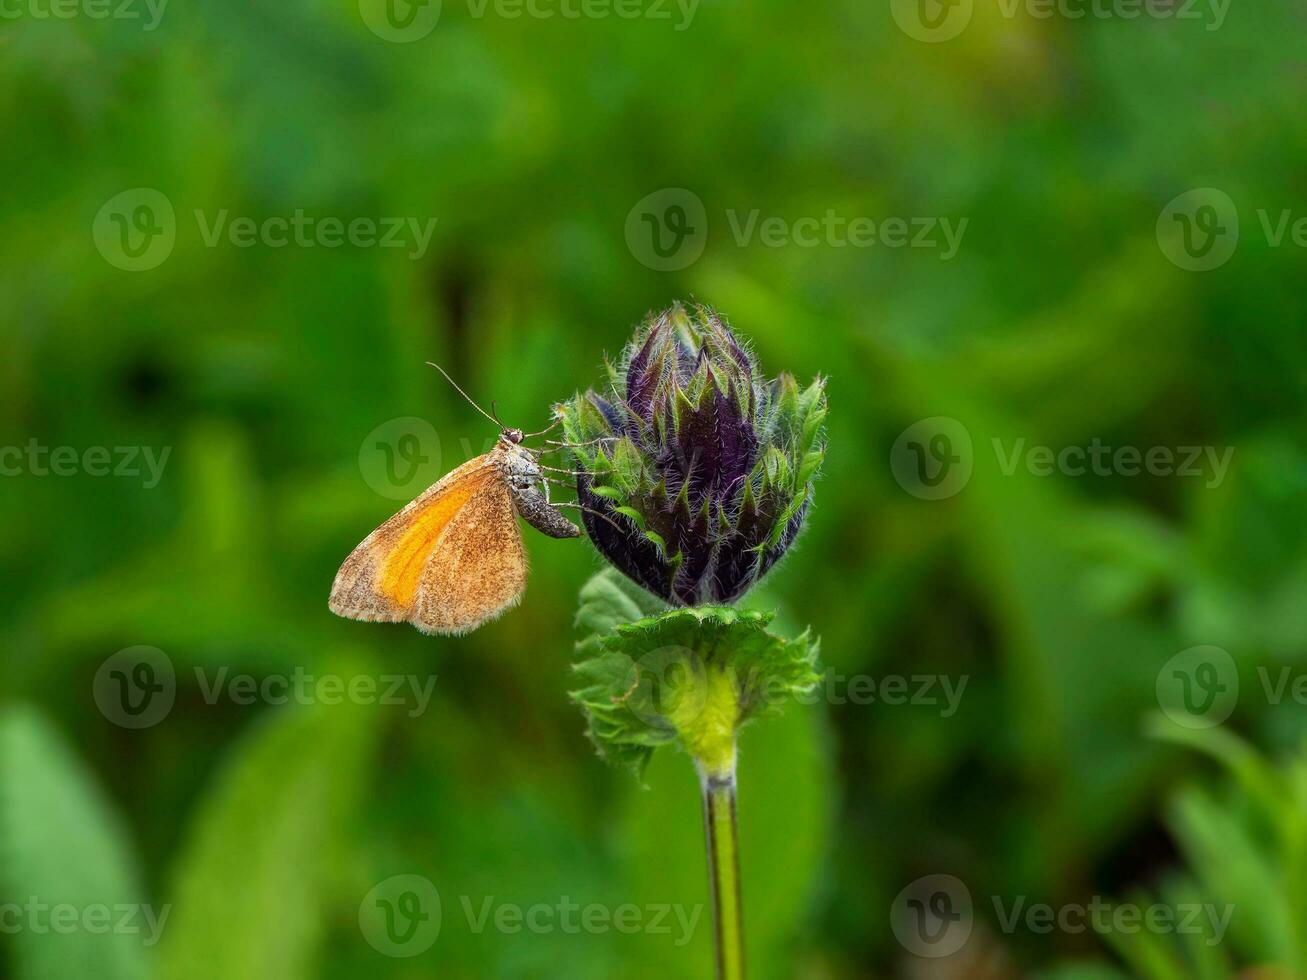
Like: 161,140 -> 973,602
0,706 -> 151,980
574,568 -> 668,641
570,592 -> 821,776
155,693 -> 378,980
1144,714 -> 1285,831
612,506 -> 645,528
1167,785 -> 1291,963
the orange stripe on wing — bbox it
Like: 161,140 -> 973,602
379,465 -> 499,609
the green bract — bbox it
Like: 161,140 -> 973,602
569,570 -> 821,777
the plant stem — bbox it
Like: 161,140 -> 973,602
699,758 -> 745,980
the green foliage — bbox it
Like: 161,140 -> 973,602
0,706 -> 150,980
1100,720 -> 1307,978
570,570 -> 821,776
156,697 -> 378,980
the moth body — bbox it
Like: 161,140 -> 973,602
496,434 -> 583,540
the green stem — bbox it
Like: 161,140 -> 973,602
699,758 -> 745,980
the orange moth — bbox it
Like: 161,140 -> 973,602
329,367 -> 588,635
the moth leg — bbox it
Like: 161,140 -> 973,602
543,437 -> 614,449
538,475 -> 579,493
549,500 -> 628,534
520,417 -> 564,440
535,463 -> 587,475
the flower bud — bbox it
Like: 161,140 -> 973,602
558,303 -> 826,606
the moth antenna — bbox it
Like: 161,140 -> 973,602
426,362 -> 503,430
490,400 -> 505,427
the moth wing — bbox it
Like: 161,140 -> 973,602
411,470 -> 527,635
329,454 -> 506,628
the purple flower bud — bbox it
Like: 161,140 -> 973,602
559,303 -> 827,606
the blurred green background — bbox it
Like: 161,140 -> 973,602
3,1 -> 1307,977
